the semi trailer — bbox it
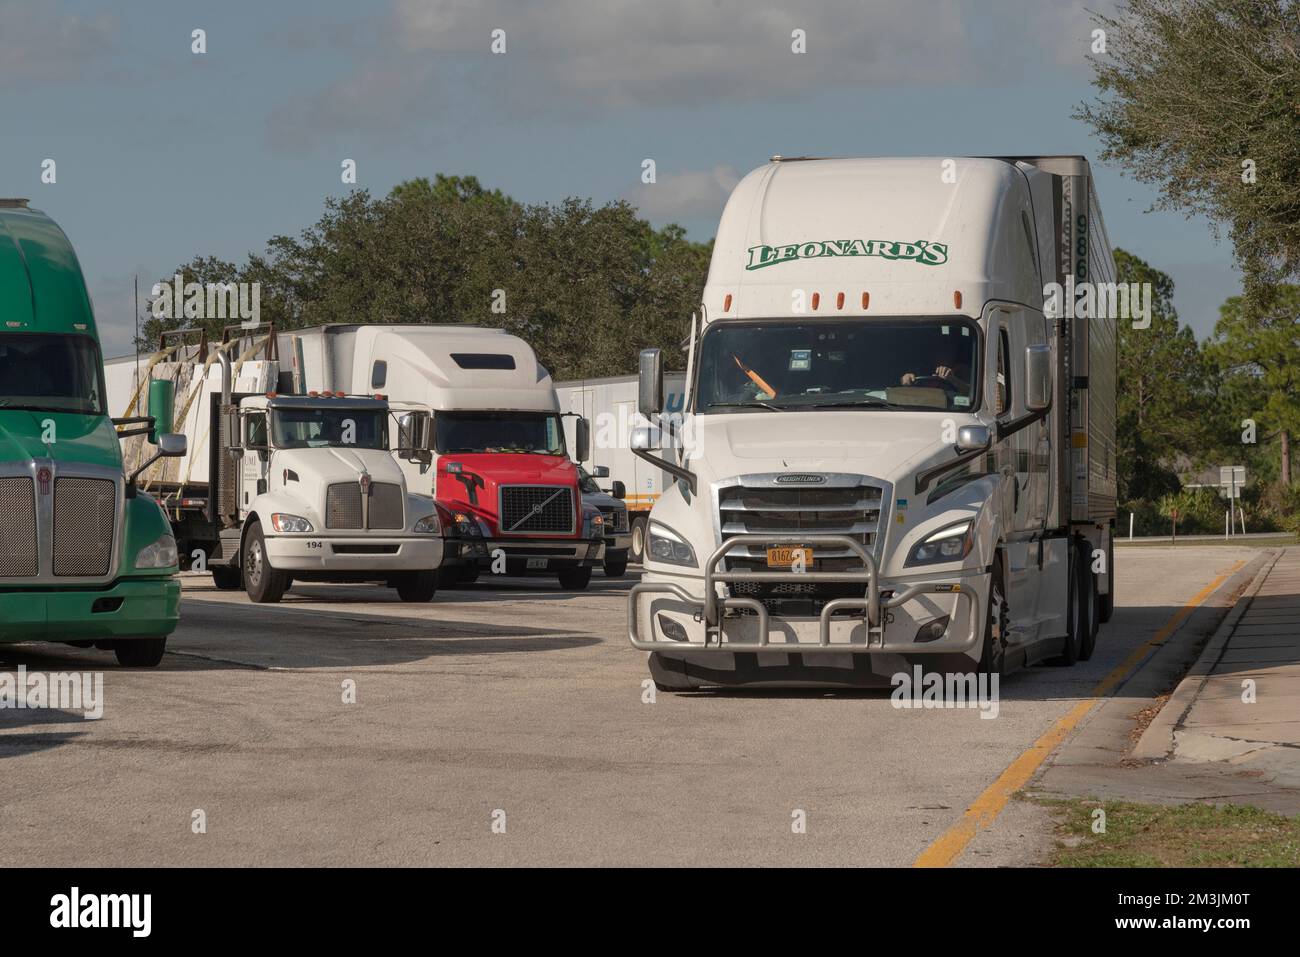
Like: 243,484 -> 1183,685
106,328 -> 445,603
273,325 -> 605,589
629,155 -> 1117,690
0,199 -> 185,666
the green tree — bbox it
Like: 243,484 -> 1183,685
1207,285 -> 1300,484
1112,248 -> 1212,500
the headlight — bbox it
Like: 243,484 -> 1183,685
413,513 -> 440,534
906,520 -> 974,566
442,510 -> 483,537
585,511 -> 605,539
648,521 -> 697,567
270,513 -> 314,533
135,533 -> 178,569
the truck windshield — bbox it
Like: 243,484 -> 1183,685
0,333 -> 105,415
271,407 -> 388,449
435,411 -> 565,455
695,319 -> 981,413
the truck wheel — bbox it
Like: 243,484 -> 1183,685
211,565 -> 242,590
114,638 -> 167,668
977,560 -> 1006,677
459,566 -> 480,585
243,521 -> 289,604
630,516 -> 647,563
558,565 -> 592,590
604,552 -> 629,578
1098,533 -> 1115,624
394,570 -> 437,602
1080,554 -> 1100,661
1053,539 -> 1090,665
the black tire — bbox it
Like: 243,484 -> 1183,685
211,565 -> 242,590
604,552 -> 629,578
977,559 -> 1007,678
1080,548 -> 1100,661
394,570 -> 437,602
243,521 -> 289,604
557,565 -> 592,590
1053,538 -> 1090,665
630,516 -> 647,564
459,566 -> 480,585
1098,532 -> 1115,624
437,566 -> 462,588
114,637 -> 167,668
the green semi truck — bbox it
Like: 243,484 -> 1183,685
0,199 -> 185,667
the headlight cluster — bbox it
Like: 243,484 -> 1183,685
271,513 -> 314,533
648,522 -> 697,567
135,533 -> 178,569
584,510 -> 605,539
906,520 -> 974,566
413,513 -> 441,534
441,509 -> 484,537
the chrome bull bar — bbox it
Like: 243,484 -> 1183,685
628,533 -> 982,654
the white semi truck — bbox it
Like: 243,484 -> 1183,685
106,327 -> 444,603
629,155 -> 1116,690
556,373 -> 686,563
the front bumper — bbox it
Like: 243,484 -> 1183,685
472,538 -> 604,571
603,532 -> 632,553
0,577 -> 180,643
263,535 -> 443,572
629,533 -> 983,657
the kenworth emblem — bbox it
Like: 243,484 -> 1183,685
775,473 -> 826,485
745,239 -> 949,271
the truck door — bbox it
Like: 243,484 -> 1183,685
241,410 -> 269,516
993,309 -> 1043,644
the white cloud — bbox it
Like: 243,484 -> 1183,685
626,165 -> 741,223
0,2 -> 116,81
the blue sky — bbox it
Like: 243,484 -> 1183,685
2,0 -> 1240,357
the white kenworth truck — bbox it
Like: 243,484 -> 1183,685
107,327 -> 444,603
630,155 -> 1116,690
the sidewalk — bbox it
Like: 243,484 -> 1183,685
1034,547 -> 1300,818
1136,547 -> 1300,793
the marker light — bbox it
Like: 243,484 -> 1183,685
862,292 -> 870,310
811,292 -> 820,310
836,292 -> 845,310
954,291 -> 963,309
723,293 -> 733,312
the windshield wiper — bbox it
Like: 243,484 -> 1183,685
706,401 -> 784,413
0,401 -> 97,414
788,399 -> 904,410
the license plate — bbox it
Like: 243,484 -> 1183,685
766,546 -> 813,568
526,557 -> 549,570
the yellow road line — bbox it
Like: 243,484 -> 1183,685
912,558 -> 1247,868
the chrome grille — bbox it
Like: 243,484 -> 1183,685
718,479 -> 885,611
326,482 -> 363,529
367,482 -> 404,529
500,485 -> 575,535
0,477 -> 37,576
53,477 -> 116,577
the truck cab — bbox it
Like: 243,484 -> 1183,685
221,392 -> 444,603
0,199 -> 185,666
629,157 -> 1115,690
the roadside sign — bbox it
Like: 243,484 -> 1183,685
1219,465 -> 1246,499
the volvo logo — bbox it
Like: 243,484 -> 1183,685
775,473 -> 826,485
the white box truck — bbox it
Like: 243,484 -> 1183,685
106,326 -> 445,603
555,372 -> 686,563
629,155 -> 1116,690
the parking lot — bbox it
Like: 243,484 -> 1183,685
0,546 -> 1262,866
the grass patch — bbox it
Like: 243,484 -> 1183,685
1116,536 -> 1297,548
1033,796 -> 1300,867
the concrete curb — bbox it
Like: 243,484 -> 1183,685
1130,548 -> 1282,762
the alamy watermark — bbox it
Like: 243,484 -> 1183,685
890,665 -> 999,719
0,665 -> 103,719
151,274 -> 260,327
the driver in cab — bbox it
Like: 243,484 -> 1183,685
899,332 -> 971,394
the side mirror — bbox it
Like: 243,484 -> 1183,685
575,416 -> 591,463
611,480 -> 626,500
593,465 -> 610,479
1025,344 -> 1052,412
398,411 -> 434,453
222,407 -> 243,457
146,379 -> 175,443
157,433 -> 187,457
956,425 -> 991,452
630,425 -> 660,451
638,347 -> 664,415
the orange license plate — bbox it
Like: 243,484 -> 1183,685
766,546 -> 813,568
